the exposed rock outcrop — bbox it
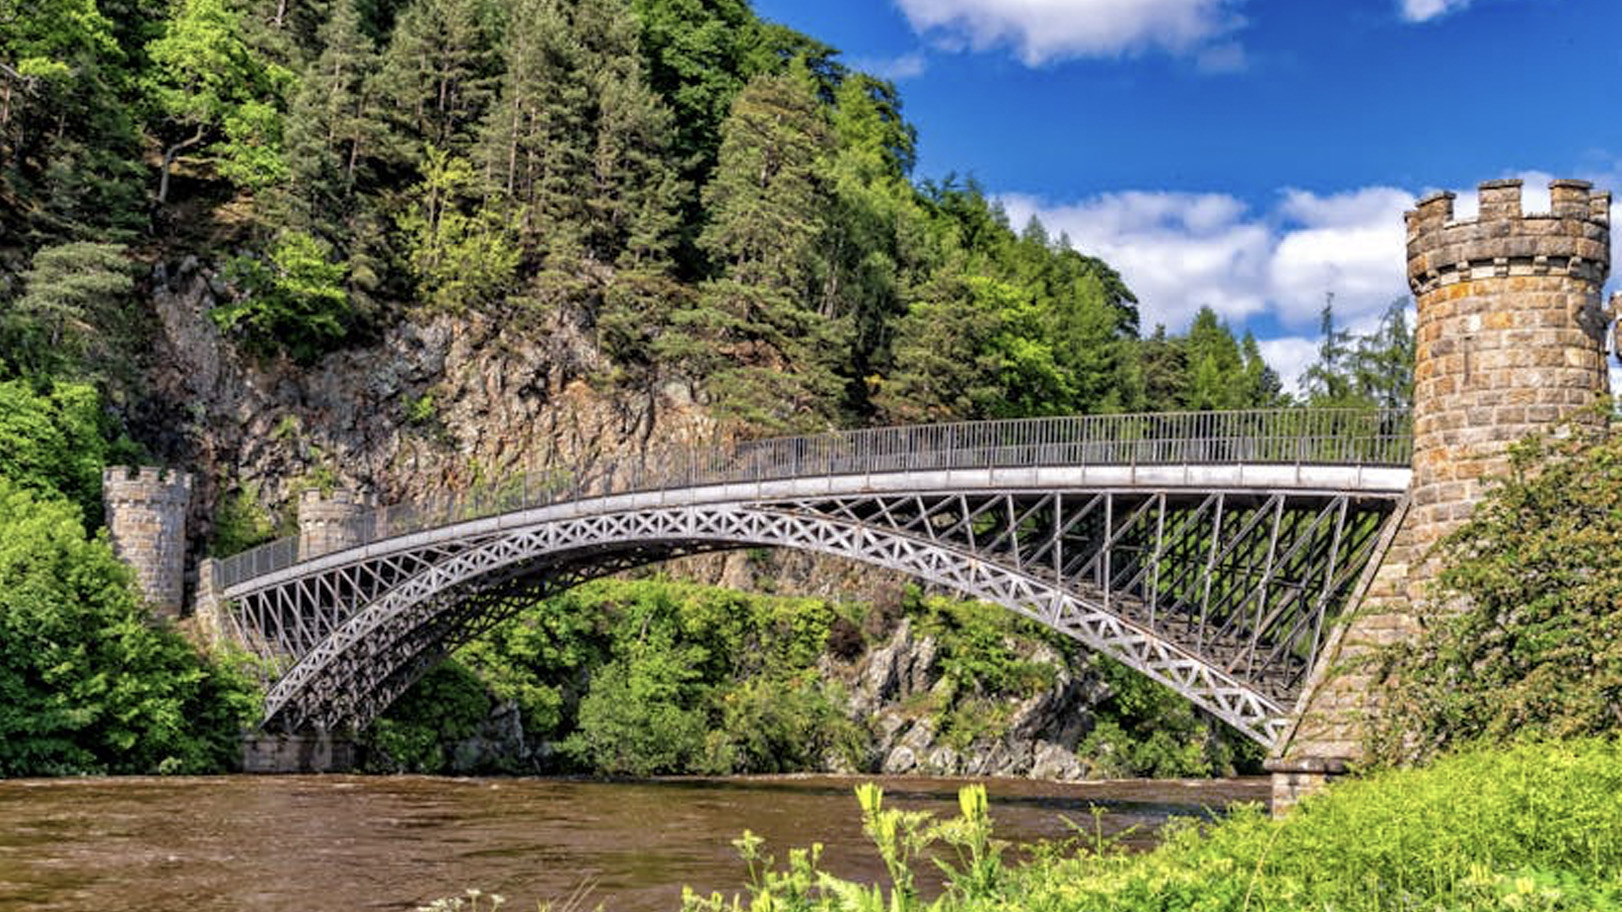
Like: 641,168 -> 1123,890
836,619 -> 1113,781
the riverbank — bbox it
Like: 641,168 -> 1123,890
683,738 -> 1622,912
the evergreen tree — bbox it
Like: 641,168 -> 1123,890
576,0 -> 684,269
676,68 -> 843,433
281,0 -> 387,237
1182,306 -> 1248,410
476,0 -> 589,269
379,0 -> 500,154
1,0 -> 145,237
1302,296 -> 1359,406
5,242 -> 135,381
1136,325 -> 1187,412
397,143 -> 519,312
1352,298 -> 1415,411
1240,331 -> 1283,407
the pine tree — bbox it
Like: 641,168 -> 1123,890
0,0 -> 145,237
1352,298 -> 1415,411
281,0 -> 385,235
474,0 -> 589,269
379,0 -> 500,154
1182,306 -> 1247,410
575,0 -> 683,269
673,68 -> 843,433
1302,296 -> 1359,406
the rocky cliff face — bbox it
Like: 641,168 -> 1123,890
139,257 -> 717,545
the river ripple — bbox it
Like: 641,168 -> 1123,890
0,775 -> 1267,911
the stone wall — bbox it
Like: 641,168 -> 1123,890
103,466 -> 192,619
1270,179 -> 1612,810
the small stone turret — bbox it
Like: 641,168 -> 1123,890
1405,178 -> 1611,542
1271,178 -> 1613,811
103,466 -> 192,619
297,488 -> 374,560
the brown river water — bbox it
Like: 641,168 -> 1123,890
0,774 -> 1267,912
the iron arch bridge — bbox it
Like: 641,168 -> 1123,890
214,408 -> 1412,749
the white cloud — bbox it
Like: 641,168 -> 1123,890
850,51 -> 928,81
999,184 -> 1413,334
1399,0 -> 1472,22
1268,187 -> 1412,328
894,0 -> 1247,65
1001,190 -> 1274,331
1257,336 -> 1320,396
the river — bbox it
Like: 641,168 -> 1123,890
0,774 -> 1267,911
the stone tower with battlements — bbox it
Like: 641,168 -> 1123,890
1269,178 -> 1613,810
103,466 -> 193,619
296,488 -> 375,560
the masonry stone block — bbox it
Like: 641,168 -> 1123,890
297,488 -> 376,560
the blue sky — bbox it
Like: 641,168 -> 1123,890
752,0 -> 1622,390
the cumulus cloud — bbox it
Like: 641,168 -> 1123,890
893,0 -> 1247,65
1006,173 -> 1622,396
1399,0 -> 1473,22
999,184 -> 1413,334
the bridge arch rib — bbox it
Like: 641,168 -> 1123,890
230,483 -> 1403,749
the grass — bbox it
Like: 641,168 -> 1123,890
685,738 -> 1622,912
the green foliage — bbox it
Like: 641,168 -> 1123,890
215,230 -> 352,360
686,740 -> 1622,912
365,659 -> 494,771
143,0 -> 290,202
1370,417 -> 1622,764
669,66 -> 846,433
412,578 -> 859,776
1079,655 -> 1259,779
0,379 -> 108,517
0,0 -> 146,239
209,481 -> 281,556
4,242 -> 135,381
397,145 -> 520,312
0,478 -> 258,776
1302,297 -> 1415,409
564,654 -> 709,775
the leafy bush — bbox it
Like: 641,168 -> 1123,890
365,660 -> 494,772
0,380 -> 108,519
0,478 -> 258,775
214,230 -> 351,361
1370,417 -> 1622,763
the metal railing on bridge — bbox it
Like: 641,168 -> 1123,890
217,407 -> 1412,590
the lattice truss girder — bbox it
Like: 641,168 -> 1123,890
231,488 -> 1399,748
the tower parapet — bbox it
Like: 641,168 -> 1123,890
297,488 -> 375,560
103,466 -> 193,618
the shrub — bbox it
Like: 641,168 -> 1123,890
1370,417 -> 1622,764
0,478 -> 258,775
